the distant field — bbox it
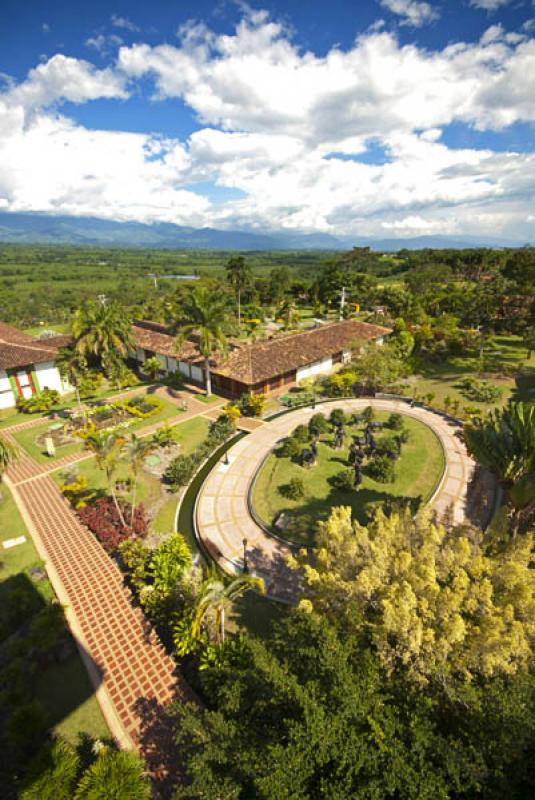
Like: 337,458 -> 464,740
0,244 -> 332,326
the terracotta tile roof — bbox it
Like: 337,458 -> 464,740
0,322 -> 64,371
215,319 -> 391,385
133,320 -> 202,362
133,318 -> 390,387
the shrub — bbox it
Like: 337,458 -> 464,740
165,454 -> 197,488
151,424 -> 176,448
362,405 -> 374,423
119,395 -> 163,418
308,413 -> 329,434
77,498 -> 147,551
329,408 -> 347,427
279,477 -> 305,500
17,388 -> 60,413
330,469 -> 354,492
458,377 -> 503,404
367,454 -> 396,483
208,415 -> 235,446
387,412 -> 404,430
278,436 -> 302,459
280,391 -> 314,408
292,424 -> 310,443
238,392 -> 266,417
323,370 -> 357,397
78,370 -> 103,399
59,474 -> 97,509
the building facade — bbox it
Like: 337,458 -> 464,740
131,318 -> 391,399
0,323 -> 70,409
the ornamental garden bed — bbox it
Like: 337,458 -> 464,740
251,410 -> 445,547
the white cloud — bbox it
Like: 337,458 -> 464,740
6,54 -> 128,115
42,23 -> 50,34
469,0 -> 513,10
86,33 -> 124,55
379,0 -> 439,28
1,9 -> 535,240
110,14 -> 139,32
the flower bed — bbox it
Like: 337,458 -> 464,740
115,395 -> 164,418
77,497 -> 148,552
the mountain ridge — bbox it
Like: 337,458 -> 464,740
0,212 -> 525,251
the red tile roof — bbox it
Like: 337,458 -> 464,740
133,318 -> 390,386
0,322 -> 65,371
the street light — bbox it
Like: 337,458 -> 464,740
242,537 -> 249,573
224,448 -> 230,466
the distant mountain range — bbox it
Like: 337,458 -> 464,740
0,212 -> 526,251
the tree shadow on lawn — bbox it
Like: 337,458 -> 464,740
510,367 -> 535,403
274,485 -> 404,547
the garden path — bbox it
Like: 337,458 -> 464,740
196,398 -> 494,602
1,388 -> 224,761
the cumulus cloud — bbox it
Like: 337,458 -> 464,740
1,8 -> 534,240
6,54 -> 128,116
379,0 -> 439,28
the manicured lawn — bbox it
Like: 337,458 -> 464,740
252,411 -> 445,546
0,483 -> 110,743
414,335 -> 535,415
35,655 -> 109,744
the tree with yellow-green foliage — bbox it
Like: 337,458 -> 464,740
289,506 -> 534,684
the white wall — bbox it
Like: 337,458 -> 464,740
135,347 -> 145,362
190,364 -> 204,384
297,356 -> 333,383
35,361 -> 68,395
166,356 -> 177,373
0,369 -> 14,409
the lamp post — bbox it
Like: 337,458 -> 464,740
224,447 -> 230,466
242,537 -> 248,573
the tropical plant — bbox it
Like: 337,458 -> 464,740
188,573 -> 265,647
464,402 -> 535,534
142,355 -> 162,381
122,434 -> 156,528
226,255 -> 252,327
16,388 -> 60,413
19,737 -> 80,800
237,391 -> 265,417
173,287 -> 229,396
82,430 -> 127,526
71,299 -> 133,371
165,453 -> 197,488
73,749 -> 151,800
55,345 -> 87,411
0,432 -> 17,480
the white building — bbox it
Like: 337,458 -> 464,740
0,323 -> 70,410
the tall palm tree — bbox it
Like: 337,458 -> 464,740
226,256 -> 252,328
83,430 -> 127,527
464,402 -> 535,535
191,573 -> 265,645
174,287 -> 229,397
55,346 -> 87,413
122,434 -> 155,528
71,299 -> 133,371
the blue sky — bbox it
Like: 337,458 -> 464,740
1,0 -> 534,240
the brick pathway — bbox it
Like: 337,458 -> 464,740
3,385 -> 221,756
196,398 -> 496,602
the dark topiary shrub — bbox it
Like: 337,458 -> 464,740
77,498 -> 147,551
330,469 -> 354,492
279,477 -> 305,500
279,437 -> 302,459
387,413 -> 404,430
208,415 -> 234,446
329,408 -> 347,427
292,424 -> 310,443
367,454 -> 396,483
308,413 -> 329,434
362,405 -> 374,423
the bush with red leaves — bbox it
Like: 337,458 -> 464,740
77,497 -> 148,552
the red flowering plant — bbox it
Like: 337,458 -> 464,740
77,497 -> 148,552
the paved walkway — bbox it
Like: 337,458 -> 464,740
196,398 -> 489,602
2,386 -> 222,755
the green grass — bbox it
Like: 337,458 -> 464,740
0,483 -> 110,742
414,335 -> 535,415
252,412 -> 445,546
35,655 -> 109,744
